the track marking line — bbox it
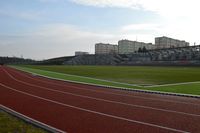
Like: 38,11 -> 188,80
3,67 -> 200,117
0,82 -> 189,133
8,67 -> 200,106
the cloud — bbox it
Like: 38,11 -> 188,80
0,23 -> 158,59
119,19 -> 200,45
1,0 -> 200,59
70,1 -> 200,44
0,24 -> 118,59
0,9 -> 43,21
121,23 -> 161,31
70,0 -> 200,18
33,24 -> 114,39
38,0 -> 61,3
71,0 -> 141,9
1,22 -> 198,60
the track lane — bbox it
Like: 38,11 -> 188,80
1,66 -> 200,132
0,73 -> 184,133
4,67 -> 200,118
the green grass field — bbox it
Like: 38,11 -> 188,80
12,65 -> 200,96
0,111 -> 46,133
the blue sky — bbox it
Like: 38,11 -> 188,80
0,0 -> 199,59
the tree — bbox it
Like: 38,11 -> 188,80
142,46 -> 147,53
138,47 -> 142,53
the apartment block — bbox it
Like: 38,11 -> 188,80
155,36 -> 189,49
95,43 -> 118,54
118,39 -> 155,54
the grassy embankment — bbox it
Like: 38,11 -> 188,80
12,65 -> 200,95
0,111 -> 46,133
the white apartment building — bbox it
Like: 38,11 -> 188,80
118,39 -> 155,54
155,36 -> 189,49
95,43 -> 118,54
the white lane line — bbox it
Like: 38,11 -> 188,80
0,82 -> 189,133
146,81 -> 200,88
4,67 -> 200,117
0,104 -> 66,133
9,67 -> 200,106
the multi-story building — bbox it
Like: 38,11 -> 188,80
75,51 -> 89,56
118,39 -> 155,54
155,36 -> 189,49
95,43 -> 118,54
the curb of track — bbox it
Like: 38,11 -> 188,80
10,66 -> 200,99
0,104 -> 66,133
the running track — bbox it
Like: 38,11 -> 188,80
0,66 -> 200,133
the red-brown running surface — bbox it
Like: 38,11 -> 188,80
0,66 -> 200,133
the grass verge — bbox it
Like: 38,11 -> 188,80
0,110 -> 46,133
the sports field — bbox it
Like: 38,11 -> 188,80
12,65 -> 200,95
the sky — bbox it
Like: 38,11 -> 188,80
0,0 -> 200,59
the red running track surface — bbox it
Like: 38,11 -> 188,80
0,66 -> 200,133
